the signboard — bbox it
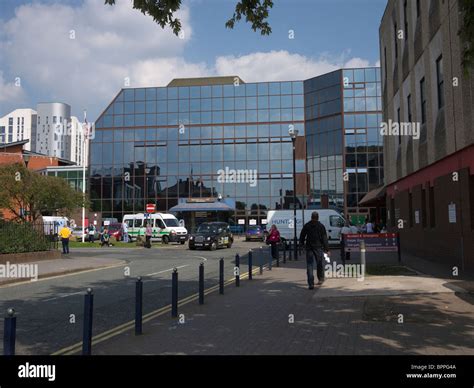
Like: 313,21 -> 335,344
238,219 -> 245,225
103,220 -> 110,226
261,219 -> 268,224
448,203 -> 456,223
249,219 -> 257,225
344,233 -> 399,252
146,203 -> 156,213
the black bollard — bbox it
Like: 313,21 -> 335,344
259,247 -> 263,275
268,246 -> 272,271
135,277 -> 143,335
82,288 -> 93,355
3,308 -> 16,356
171,268 -> 178,318
219,258 -> 224,294
295,238 -> 299,261
199,262 -> 204,305
276,243 -> 280,267
283,241 -> 287,264
289,241 -> 293,261
248,250 -> 253,280
235,254 -> 240,287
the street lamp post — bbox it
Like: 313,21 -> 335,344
289,127 -> 299,260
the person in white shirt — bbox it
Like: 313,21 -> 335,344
340,220 -> 352,261
122,221 -> 129,243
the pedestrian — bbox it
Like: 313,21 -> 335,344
349,221 -> 359,234
299,211 -> 330,289
145,222 -> 152,248
88,224 -> 95,243
59,222 -> 72,254
101,227 -> 111,247
122,220 -> 129,243
365,218 -> 375,233
340,220 -> 352,262
266,224 -> 281,260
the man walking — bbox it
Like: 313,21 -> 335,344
59,223 -> 72,254
299,211 -> 330,289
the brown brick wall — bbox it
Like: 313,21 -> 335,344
388,167 -> 474,270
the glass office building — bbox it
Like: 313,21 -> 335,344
90,69 -> 382,226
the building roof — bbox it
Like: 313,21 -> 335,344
0,139 -> 30,150
167,76 -> 246,87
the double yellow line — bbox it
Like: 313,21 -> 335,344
52,266 -> 263,355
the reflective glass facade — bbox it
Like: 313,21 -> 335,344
90,69 -> 382,224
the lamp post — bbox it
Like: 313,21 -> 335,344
23,153 -> 30,168
289,126 -> 299,260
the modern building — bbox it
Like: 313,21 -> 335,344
0,108 -> 37,151
70,116 -> 89,167
380,0 -> 474,269
33,102 -> 72,160
90,69 -> 383,228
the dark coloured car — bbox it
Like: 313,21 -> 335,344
245,225 -> 265,241
188,222 -> 233,251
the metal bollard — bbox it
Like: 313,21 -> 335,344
360,240 -> 366,278
82,288 -> 93,355
276,244 -> 280,267
199,262 -> 204,305
289,241 -> 293,261
259,247 -> 263,275
135,277 -> 143,335
235,254 -> 240,287
268,246 -> 272,271
171,268 -> 178,318
248,250 -> 253,280
219,258 -> 224,294
295,237 -> 299,261
283,241 -> 287,264
3,308 -> 16,356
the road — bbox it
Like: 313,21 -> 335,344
0,239 -> 269,355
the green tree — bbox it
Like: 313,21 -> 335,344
0,164 -> 87,222
104,0 -> 273,35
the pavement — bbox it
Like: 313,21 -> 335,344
90,255 -> 474,355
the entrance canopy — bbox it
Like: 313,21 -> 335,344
169,201 -> 235,212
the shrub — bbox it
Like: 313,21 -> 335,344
0,221 -> 51,254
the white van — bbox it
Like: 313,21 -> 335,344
122,213 -> 188,244
266,209 -> 346,246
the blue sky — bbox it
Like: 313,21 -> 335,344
0,0 -> 387,121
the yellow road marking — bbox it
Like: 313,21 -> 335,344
52,265 -> 263,355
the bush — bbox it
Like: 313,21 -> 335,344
0,221 -> 51,254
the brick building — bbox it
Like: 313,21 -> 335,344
379,0 -> 474,269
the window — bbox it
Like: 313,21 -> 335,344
134,218 -> 143,228
407,94 -> 412,122
394,22 -> 398,59
420,77 -> 426,124
421,188 -> 427,228
403,0 -> 408,39
436,55 -> 444,109
429,186 -> 435,227
408,192 -> 413,227
397,107 -> 401,145
330,215 -> 344,228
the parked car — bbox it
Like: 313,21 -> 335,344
107,223 -> 123,241
71,227 -> 99,242
188,222 -> 233,251
245,225 -> 265,241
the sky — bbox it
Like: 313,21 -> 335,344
0,0 -> 388,121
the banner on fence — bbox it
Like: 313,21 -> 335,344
344,233 -> 399,252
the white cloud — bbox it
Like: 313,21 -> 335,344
0,1 -> 378,120
0,71 -> 25,103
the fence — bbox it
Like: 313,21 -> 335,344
0,220 -> 58,254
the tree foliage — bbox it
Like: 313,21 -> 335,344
105,0 -> 273,35
0,164 -> 87,222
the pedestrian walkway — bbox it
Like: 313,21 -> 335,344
0,256 -> 125,286
92,258 -> 474,355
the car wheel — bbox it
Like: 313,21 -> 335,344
180,241 -> 185,245
162,235 -> 169,244
227,242 -> 233,249
209,241 -> 217,251
245,238 -> 249,241
189,245 -> 196,250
